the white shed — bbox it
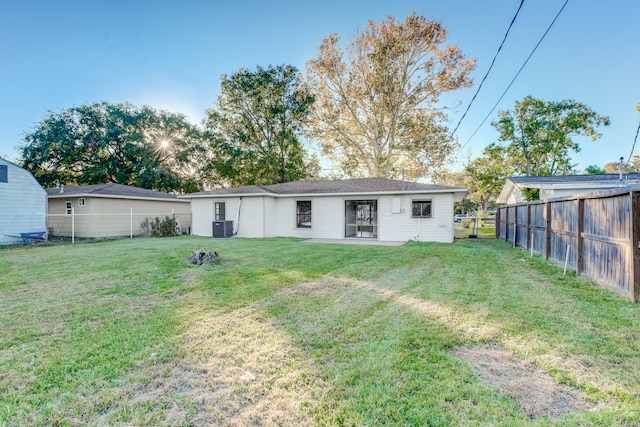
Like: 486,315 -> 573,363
181,178 -> 467,243
0,157 -> 47,245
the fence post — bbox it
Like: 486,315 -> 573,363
505,207 -> 510,242
495,208 -> 501,239
577,198 -> 585,276
71,207 -> 75,244
130,208 -> 133,239
526,204 -> 531,251
545,201 -> 551,260
631,191 -> 640,303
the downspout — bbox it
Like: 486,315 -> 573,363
234,197 -> 242,235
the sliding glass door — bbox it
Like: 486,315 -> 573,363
345,200 -> 378,238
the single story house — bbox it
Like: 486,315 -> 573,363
46,183 -> 192,238
497,173 -> 640,204
180,178 -> 467,243
0,157 -> 47,245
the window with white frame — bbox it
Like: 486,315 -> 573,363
78,198 -> 85,207
0,165 -> 7,183
215,202 -> 226,221
296,200 -> 311,228
66,201 -> 72,215
412,199 -> 432,218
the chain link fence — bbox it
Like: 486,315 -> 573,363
47,209 -> 192,242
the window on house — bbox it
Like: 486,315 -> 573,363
296,201 -> 311,228
412,200 -> 432,218
78,198 -> 85,207
215,202 -> 226,221
0,165 -> 7,183
66,201 -> 72,215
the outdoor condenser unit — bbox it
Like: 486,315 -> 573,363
212,220 -> 234,238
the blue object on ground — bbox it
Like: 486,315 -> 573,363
20,231 -> 46,245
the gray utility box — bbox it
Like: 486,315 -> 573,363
212,220 -> 234,238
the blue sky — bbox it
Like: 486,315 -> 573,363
1,0 -> 638,175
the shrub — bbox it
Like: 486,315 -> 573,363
150,216 -> 180,237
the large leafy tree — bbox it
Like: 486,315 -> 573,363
465,143 -> 514,211
204,64 -> 319,186
603,159 -> 637,174
437,169 -> 478,213
492,96 -> 610,176
20,102 -> 207,192
306,13 -> 475,180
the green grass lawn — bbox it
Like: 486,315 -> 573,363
1,237 -> 640,426
455,222 -> 496,239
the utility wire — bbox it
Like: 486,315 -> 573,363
450,0 -> 525,137
625,120 -> 640,166
456,0 -> 570,155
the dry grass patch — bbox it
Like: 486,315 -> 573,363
325,275 -> 502,341
451,344 -> 588,420
172,302 -> 332,425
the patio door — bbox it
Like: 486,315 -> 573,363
345,200 -> 378,239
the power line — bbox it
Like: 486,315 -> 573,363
450,0 -> 525,137
625,120 -> 640,166
456,0 -> 570,155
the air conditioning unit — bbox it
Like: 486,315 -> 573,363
212,220 -> 234,238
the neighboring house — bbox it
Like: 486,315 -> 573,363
0,157 -> 47,245
180,178 -> 467,243
497,174 -> 640,204
46,184 -> 191,238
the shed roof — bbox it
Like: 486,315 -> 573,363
46,183 -> 184,201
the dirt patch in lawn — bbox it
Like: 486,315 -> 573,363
451,344 -> 587,420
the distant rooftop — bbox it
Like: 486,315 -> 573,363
508,173 -> 640,184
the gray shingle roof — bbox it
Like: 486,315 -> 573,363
184,178 -> 464,197
508,174 -> 640,184
46,183 -> 180,200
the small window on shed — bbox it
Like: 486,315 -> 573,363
412,200 -> 432,218
0,165 -> 7,183
78,198 -> 85,207
66,201 -> 72,215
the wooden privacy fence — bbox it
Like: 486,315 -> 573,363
496,186 -> 640,302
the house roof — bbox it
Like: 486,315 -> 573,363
497,173 -> 640,203
181,178 -> 466,198
507,173 -> 640,185
46,183 -> 186,201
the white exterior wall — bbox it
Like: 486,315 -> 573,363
264,197 -> 279,237
310,197 -> 344,239
189,192 -> 456,243
190,198 -> 214,237
191,196 -> 267,238
236,197 -> 265,238
269,196 -> 344,239
377,193 -> 454,243
0,159 -> 47,245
